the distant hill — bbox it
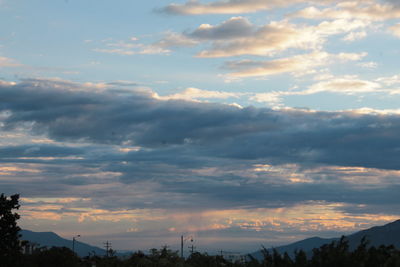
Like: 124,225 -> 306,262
345,219 -> 400,249
251,219 -> 400,260
20,229 -> 107,257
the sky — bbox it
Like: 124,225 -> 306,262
1,0 -> 400,254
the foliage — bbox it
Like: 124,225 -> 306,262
0,193 -> 23,267
22,246 -> 81,267
5,236 -> 400,267
186,251 -> 233,267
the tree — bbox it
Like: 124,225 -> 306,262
0,193 -> 22,266
294,249 -> 307,267
23,246 -> 81,267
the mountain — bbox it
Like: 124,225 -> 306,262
251,219 -> 400,260
20,229 -> 107,257
345,219 -> 400,249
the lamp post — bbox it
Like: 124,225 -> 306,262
180,235 -> 194,259
72,235 -> 81,254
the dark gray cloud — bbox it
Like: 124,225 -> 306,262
1,79 -> 400,216
2,79 -> 400,170
0,144 -> 85,158
156,174 -> 400,209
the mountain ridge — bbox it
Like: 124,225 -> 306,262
20,229 -> 107,257
251,219 -> 400,260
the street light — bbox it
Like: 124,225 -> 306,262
72,235 -> 81,254
180,234 -> 194,259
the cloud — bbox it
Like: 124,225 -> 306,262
2,78 -> 400,249
94,38 -> 170,56
376,74 -> 400,86
389,23 -> 400,37
249,92 -> 284,107
157,87 -> 242,101
160,0 -> 398,20
358,61 -> 378,69
105,80 -> 140,87
4,0 -> 400,250
305,77 -> 381,94
0,144 -> 85,159
188,17 -> 255,40
291,1 -> 400,21
154,32 -> 199,49
251,74 -> 395,107
2,78 -> 400,172
158,17 -> 368,58
159,0 -> 336,15
342,31 -> 367,42
159,0 -> 290,15
223,51 -> 366,78
224,54 -> 317,77
194,19 -> 315,58
253,79 -> 400,114
0,56 -> 22,67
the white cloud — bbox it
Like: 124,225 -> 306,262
250,92 -> 285,107
250,74 -> 387,106
376,74 -> 400,86
0,80 -> 16,86
342,31 -> 367,41
157,17 -> 369,58
224,51 -> 367,78
94,38 -> 170,56
389,23 -> 400,37
251,72 -> 400,106
224,53 -> 324,77
306,78 -> 381,94
160,0 -> 336,15
358,61 -> 378,68
314,18 -> 369,36
195,19 -> 318,57
0,56 -> 22,67
155,32 -> 199,48
337,52 -> 368,61
291,1 -> 400,21
161,0 -> 293,15
157,87 -> 242,101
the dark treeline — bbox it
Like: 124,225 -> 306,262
2,193 -> 400,267
9,239 -> 400,267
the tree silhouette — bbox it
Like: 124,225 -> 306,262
23,246 -> 81,267
0,193 -> 23,267
294,249 -> 307,267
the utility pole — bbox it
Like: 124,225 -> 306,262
181,235 -> 183,259
72,235 -> 80,255
188,244 -> 195,254
104,241 -> 112,257
180,235 -> 194,259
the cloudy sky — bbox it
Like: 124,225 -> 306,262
1,0 -> 400,253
